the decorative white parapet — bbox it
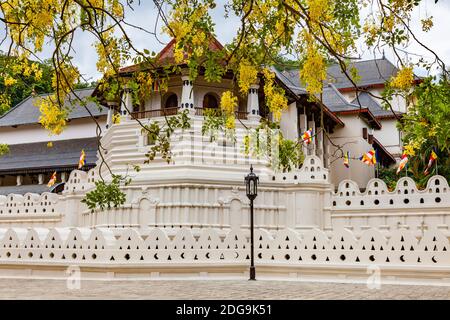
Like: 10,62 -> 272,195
0,227 -> 448,284
331,175 -> 450,237
0,192 -> 62,227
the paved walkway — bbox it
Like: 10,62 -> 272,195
0,279 -> 448,299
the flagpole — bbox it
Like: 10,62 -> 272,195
435,157 -> 438,176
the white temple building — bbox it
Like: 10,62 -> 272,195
0,37 -> 448,284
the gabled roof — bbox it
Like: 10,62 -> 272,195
0,137 -> 99,175
119,36 -> 225,74
0,88 -> 107,128
320,84 -> 382,129
327,58 -> 397,90
272,68 -> 343,127
326,57 -> 421,91
351,92 -> 401,119
372,136 -> 396,166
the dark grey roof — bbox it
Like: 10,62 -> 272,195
326,58 -> 399,89
0,184 -> 50,196
319,84 -> 360,112
351,92 -> 398,118
277,57 -> 419,91
272,68 -> 307,95
275,68 -> 304,89
0,137 -> 99,174
0,88 -> 107,127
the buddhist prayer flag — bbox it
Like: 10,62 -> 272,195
343,151 -> 350,168
424,150 -> 438,175
78,149 -> 86,169
360,149 -> 376,166
47,171 -> 57,187
397,154 -> 409,174
152,79 -> 159,92
301,128 -> 313,145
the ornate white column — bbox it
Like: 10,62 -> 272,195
299,113 -> 308,156
247,84 -> 260,122
316,127 -> 324,163
38,174 -> 44,185
106,101 -> 118,129
16,175 -> 23,186
120,86 -> 133,119
61,172 -> 67,183
181,75 -> 195,115
307,117 -> 316,156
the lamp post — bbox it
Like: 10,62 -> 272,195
245,165 -> 259,281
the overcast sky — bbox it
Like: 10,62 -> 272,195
3,0 -> 449,81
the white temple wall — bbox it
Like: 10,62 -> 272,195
373,118 -> 402,159
0,226 -> 447,284
328,116 -> 375,188
279,102 -> 298,141
340,88 -> 407,114
0,118 -> 107,145
331,176 -> 450,237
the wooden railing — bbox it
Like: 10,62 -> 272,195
195,107 -> 248,120
131,107 -> 178,119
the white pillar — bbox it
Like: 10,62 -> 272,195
61,172 -> 67,183
181,75 -> 195,115
308,117 -> 316,156
16,175 -> 23,186
316,127 -> 324,163
323,135 -> 330,168
247,84 -> 260,122
120,87 -> 132,119
299,113 -> 308,156
38,174 -> 44,185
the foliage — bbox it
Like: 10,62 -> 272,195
0,54 -> 53,115
0,0 -> 447,180
245,120 -> 304,172
81,175 -> 128,211
143,109 -> 191,163
0,144 -> 9,157
400,77 -> 450,154
201,108 -> 236,142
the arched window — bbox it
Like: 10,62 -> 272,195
164,93 -> 178,109
203,93 -> 219,109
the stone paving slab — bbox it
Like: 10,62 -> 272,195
0,279 -> 448,299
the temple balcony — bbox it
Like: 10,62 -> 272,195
130,107 -> 248,121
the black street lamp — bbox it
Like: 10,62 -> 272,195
244,165 -> 258,281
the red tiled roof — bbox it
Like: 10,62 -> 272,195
119,36 -> 225,74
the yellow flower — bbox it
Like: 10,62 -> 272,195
390,66 -> 414,90
238,60 -> 258,95
403,143 -> 416,157
112,113 -> 121,124
174,45 -> 185,64
262,69 -> 288,122
47,142 -> 53,148
35,95 -> 68,135
220,91 -> 238,115
4,76 -> 17,86
225,115 -> 235,129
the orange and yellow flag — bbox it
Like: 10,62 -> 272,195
78,149 -> 86,169
47,171 -> 57,187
